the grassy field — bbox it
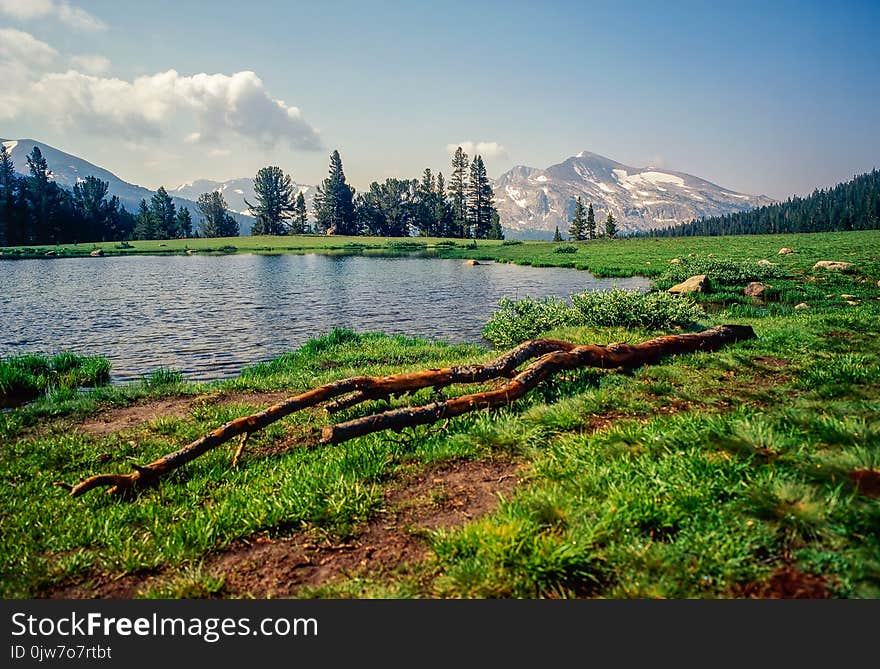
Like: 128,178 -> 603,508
1,230 -> 878,598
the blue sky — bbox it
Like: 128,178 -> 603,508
1,0 -> 878,199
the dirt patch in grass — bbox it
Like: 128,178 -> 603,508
849,468 -> 880,497
46,457 -> 522,599
750,356 -> 790,368
735,566 -> 832,599
79,391 -> 293,437
213,457 -> 523,598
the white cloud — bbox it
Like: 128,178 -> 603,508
0,0 -> 107,31
446,141 -> 508,160
0,28 -> 58,67
70,53 -> 110,74
7,68 -> 323,150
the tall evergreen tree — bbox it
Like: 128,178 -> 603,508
72,176 -> 117,241
553,226 -> 562,242
23,146 -> 73,244
0,144 -> 16,247
176,207 -> 193,238
246,166 -> 296,235
569,196 -> 587,241
448,146 -> 469,237
414,168 -> 437,236
466,155 -> 495,239
292,191 -> 309,234
149,186 -> 177,239
604,211 -> 617,239
586,202 -> 596,240
314,150 -> 357,235
355,179 -> 417,237
197,191 -> 239,238
433,172 -> 453,237
134,199 -> 154,239
488,210 -> 504,240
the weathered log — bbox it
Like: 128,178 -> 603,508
58,325 -> 754,498
322,325 -> 755,444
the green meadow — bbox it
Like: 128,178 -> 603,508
1,230 -> 878,598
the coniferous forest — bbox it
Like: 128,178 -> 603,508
0,143 -> 502,246
645,170 -> 880,237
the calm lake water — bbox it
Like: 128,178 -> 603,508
0,254 -> 649,382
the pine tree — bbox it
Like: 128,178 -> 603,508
605,211 -> 617,239
488,210 -> 504,240
246,166 -> 296,235
134,199 -> 154,240
467,156 -> 496,239
0,144 -> 16,247
553,226 -> 562,242
433,171 -> 453,237
414,168 -> 437,236
72,176 -> 113,241
569,196 -> 587,241
292,191 -> 309,234
586,203 -> 596,240
197,191 -> 239,237
314,150 -> 356,235
149,186 -> 177,239
23,146 -> 73,244
176,207 -> 193,238
448,146 -> 469,237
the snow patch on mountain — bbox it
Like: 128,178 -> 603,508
494,150 -> 774,237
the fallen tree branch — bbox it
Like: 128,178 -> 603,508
58,325 -> 754,498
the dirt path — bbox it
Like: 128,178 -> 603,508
79,390 -> 293,436
48,457 -> 523,599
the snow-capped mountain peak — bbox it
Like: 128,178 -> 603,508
494,150 -> 774,236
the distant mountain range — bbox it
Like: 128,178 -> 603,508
493,151 -> 774,238
2,139 -> 772,239
1,139 -> 255,234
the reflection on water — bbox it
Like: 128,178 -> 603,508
0,254 -> 649,381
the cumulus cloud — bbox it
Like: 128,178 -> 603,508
70,53 -> 110,74
0,28 -> 58,67
0,0 -> 107,31
7,68 -> 323,150
446,141 -> 508,160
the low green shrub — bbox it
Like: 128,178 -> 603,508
483,288 -> 702,347
660,258 -> 786,287
571,288 -> 703,329
553,245 -> 578,254
502,239 -> 523,246
482,296 -> 577,348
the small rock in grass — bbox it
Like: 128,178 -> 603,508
669,258 -> 681,264
465,259 -> 480,266
744,282 -> 768,298
794,302 -> 809,310
757,259 -> 773,266
89,248 -> 104,257
669,275 -> 708,294
840,294 -> 856,299
813,260 -> 854,271
778,247 -> 794,255
846,300 -> 860,306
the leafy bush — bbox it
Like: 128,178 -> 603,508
571,288 -> 703,328
483,289 -> 702,347
482,297 -> 577,348
502,239 -> 523,246
553,245 -> 578,254
660,258 -> 785,286
218,245 -> 238,254
115,241 -> 134,249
